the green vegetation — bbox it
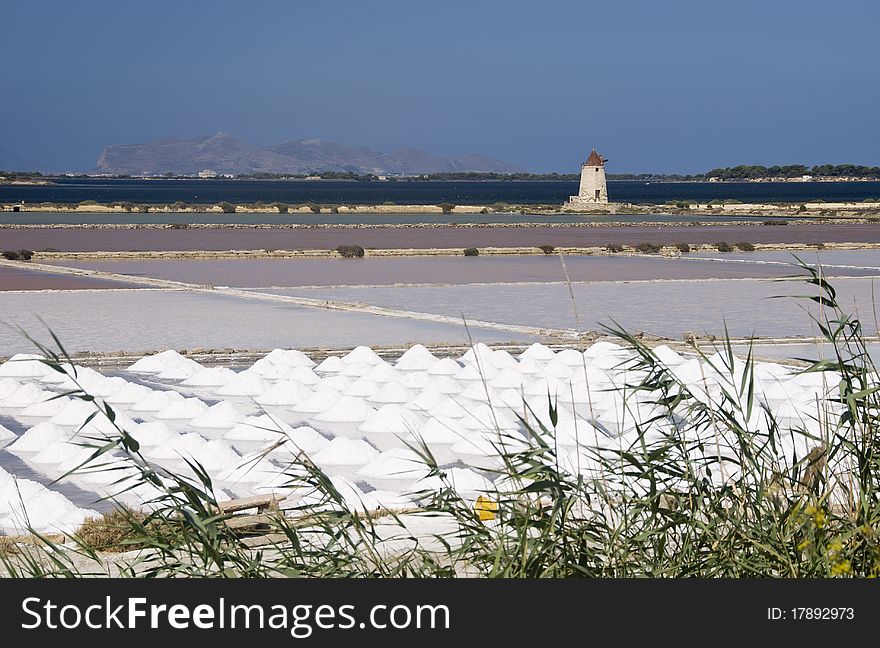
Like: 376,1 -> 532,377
7,265 -> 880,578
605,243 -> 625,253
1,249 -> 33,261
463,247 -> 479,257
537,245 -> 556,255
272,202 -> 289,214
735,241 -> 756,251
336,244 -> 365,258
306,203 -> 322,213
217,201 -> 236,214
634,242 -> 662,254
715,241 -> 734,252
674,242 -> 691,253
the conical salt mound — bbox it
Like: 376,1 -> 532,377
394,345 -> 438,371
216,372 -> 268,397
293,388 -> 341,414
518,343 -> 556,362
104,382 -> 151,404
282,365 -> 321,385
312,437 -> 378,468
181,367 -> 237,387
255,379 -> 314,406
0,354 -> 51,378
128,350 -> 191,374
369,382 -> 414,404
7,422 -> 69,453
130,390 -> 184,413
190,401 -> 246,429
156,358 -> 203,380
427,358 -> 462,376
342,346 -> 383,365
154,397 -> 208,420
2,383 -> 52,408
313,396 -> 376,423
315,356 -> 344,374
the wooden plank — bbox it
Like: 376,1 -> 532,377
239,533 -> 290,548
224,514 -> 276,530
217,494 -> 286,514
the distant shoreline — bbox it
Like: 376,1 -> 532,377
2,200 -> 880,218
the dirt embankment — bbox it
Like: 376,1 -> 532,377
3,222 -> 880,254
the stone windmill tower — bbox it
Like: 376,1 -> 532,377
566,148 -> 609,207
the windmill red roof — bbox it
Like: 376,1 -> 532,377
585,149 -> 604,166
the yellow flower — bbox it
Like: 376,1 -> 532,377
474,495 -> 498,522
813,509 -> 826,529
831,560 -> 851,576
797,539 -> 810,551
828,538 -> 843,554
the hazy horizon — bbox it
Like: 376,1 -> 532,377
1,0 -> 878,174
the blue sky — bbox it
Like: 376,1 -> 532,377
1,0 -> 878,173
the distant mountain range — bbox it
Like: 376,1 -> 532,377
94,132 -> 525,176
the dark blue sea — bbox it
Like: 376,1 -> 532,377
2,178 -> 879,206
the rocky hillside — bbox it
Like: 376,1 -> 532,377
94,133 -> 524,175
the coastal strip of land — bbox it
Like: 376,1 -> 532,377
4,222 -> 880,254
3,200 -> 880,218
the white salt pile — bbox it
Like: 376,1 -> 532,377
154,397 -> 208,420
313,396 -> 376,424
0,423 -> 16,446
416,468 -> 493,500
394,344 -> 437,371
2,383 -> 53,408
224,414 -> 295,441
357,448 -> 431,492
156,357 -> 204,380
130,421 -> 177,447
342,346 -> 383,365
0,378 -> 22,400
1,341 -> 847,529
270,425 -> 329,457
519,343 -> 556,362
49,399 -> 100,426
216,372 -> 268,397
190,401 -> 247,429
315,356 -> 344,374
130,390 -> 185,413
427,358 -> 462,376
293,388 -> 341,414
312,438 -> 379,477
0,467 -> 97,535
369,382 -> 413,404
128,350 -> 193,374
104,382 -> 152,405
283,366 -> 321,385
359,404 -> 424,451
20,395 -> 70,417
181,367 -> 237,387
255,379 -> 314,406
7,422 -> 69,453
0,354 -> 50,378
